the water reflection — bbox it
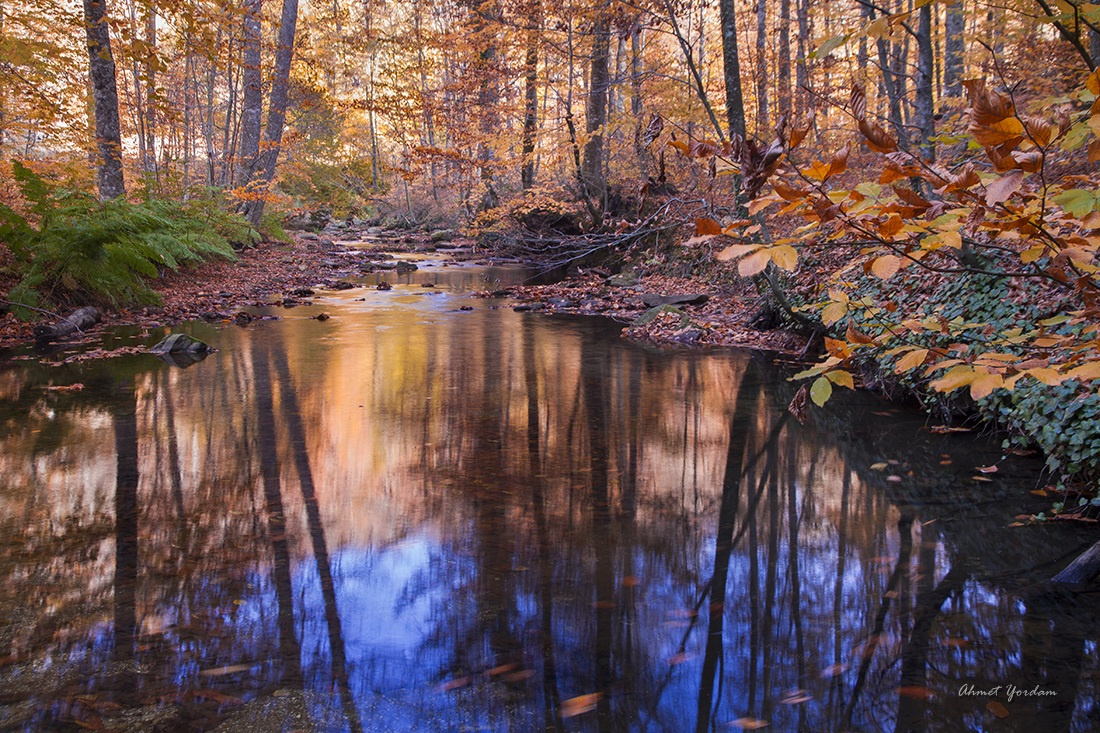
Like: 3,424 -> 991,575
1,268 -> 1099,732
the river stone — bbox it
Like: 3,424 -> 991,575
366,226 -> 383,236
395,261 -> 419,273
430,229 -> 456,243
640,293 -> 710,308
150,333 -> 215,355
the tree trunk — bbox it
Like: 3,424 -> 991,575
719,0 -> 747,140
915,3 -> 936,161
582,11 -> 611,222
83,0 -> 126,199
521,3 -> 540,191
754,0 -> 768,132
943,0 -> 964,98
1053,539 -> 1100,584
795,0 -> 810,116
33,306 -> 101,343
144,2 -> 157,184
236,0 -> 262,188
242,0 -> 300,228
778,0 -> 791,118
631,22 -> 645,165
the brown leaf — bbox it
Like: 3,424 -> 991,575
893,186 -> 931,209
728,717 -> 770,730
846,320 -> 875,344
985,169 -> 1025,207
827,144 -> 850,179
859,118 -> 898,153
788,384 -> 809,424
987,700 -> 1010,719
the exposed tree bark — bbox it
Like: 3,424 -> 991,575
520,2 -> 540,190
795,0 -> 811,115
1053,539 -> 1100,583
943,0 -> 964,98
236,0 -> 262,188
778,0 -> 792,117
242,0 -> 300,228
915,3 -> 936,161
719,0 -> 747,140
83,0 -> 126,199
755,0 -> 768,132
582,10 -> 611,222
33,306 -> 101,343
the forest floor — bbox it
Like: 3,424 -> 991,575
0,230 -> 808,357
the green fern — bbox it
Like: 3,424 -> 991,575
2,163 -> 239,316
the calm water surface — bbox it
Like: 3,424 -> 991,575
1,253 -> 1098,732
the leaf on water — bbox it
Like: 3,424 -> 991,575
488,663 -> 519,677
987,700 -> 1010,718
896,686 -> 934,700
621,575 -> 641,587
930,425 -> 971,433
976,465 -> 999,474
778,690 -> 813,705
972,475 -> 995,482
727,717 -> 770,730
886,475 -> 903,482
561,693 -> 602,718
436,676 -> 471,692
870,462 -> 889,471
504,669 -> 536,683
199,663 -> 255,677
669,652 -> 694,666
820,663 -> 849,679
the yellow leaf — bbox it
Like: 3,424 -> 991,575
716,243 -> 761,262
826,370 -> 855,388
770,245 -> 799,271
940,230 -> 963,249
1028,368 -> 1064,385
895,348 -> 929,373
1067,362 -> 1100,382
1021,245 -> 1046,263
969,372 -> 1004,400
822,301 -> 848,326
810,376 -> 833,407
871,255 -> 902,279
738,249 -> 772,276
1087,68 -> 1100,96
930,365 -> 977,393
682,235 -> 717,247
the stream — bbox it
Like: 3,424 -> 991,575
1,248 -> 1098,732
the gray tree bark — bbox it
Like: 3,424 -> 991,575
236,0 -> 262,188
944,0 -> 964,98
719,0 -> 747,139
582,12 -> 611,220
83,0 -> 126,199
778,0 -> 791,117
915,4 -> 936,161
521,2 -> 540,190
242,0 -> 300,228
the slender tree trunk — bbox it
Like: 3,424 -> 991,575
944,0 -> 964,98
915,3 -> 936,161
631,22 -> 645,166
242,0 -> 300,228
144,4 -> 156,184
778,0 -> 791,117
582,11 -> 611,221
719,0 -> 747,139
83,0 -> 126,199
414,4 -> 440,202
795,0 -> 810,115
755,0 -> 768,132
521,2 -> 540,190
236,0 -> 262,187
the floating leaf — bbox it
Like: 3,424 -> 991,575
987,700 -> 1010,719
561,693 -> 602,718
728,717 -> 770,730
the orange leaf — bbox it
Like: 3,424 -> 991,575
738,249 -> 772,276
561,693 -> 602,718
716,243 -> 761,262
695,217 -> 723,236
895,348 -> 929,373
846,321 -> 875,344
987,701 -> 1010,719
858,118 -> 897,152
827,144 -> 850,179
871,254 -> 902,279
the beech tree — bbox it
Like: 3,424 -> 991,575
83,0 -> 126,199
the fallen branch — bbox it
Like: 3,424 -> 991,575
1053,539 -> 1100,584
33,306 -> 101,343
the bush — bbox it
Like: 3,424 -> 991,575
0,162 -> 237,316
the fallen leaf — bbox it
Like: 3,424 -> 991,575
561,693 -> 602,718
727,717 -> 770,730
987,700 -> 1010,718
